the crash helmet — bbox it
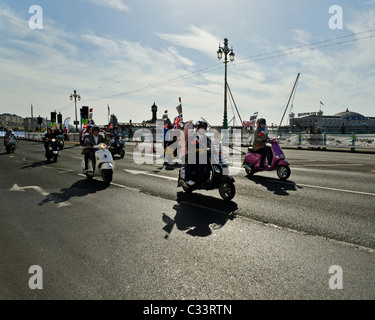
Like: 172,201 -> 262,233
195,120 -> 208,130
256,118 -> 266,126
91,125 -> 100,132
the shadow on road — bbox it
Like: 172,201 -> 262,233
245,175 -> 301,195
39,179 -> 109,206
162,191 -> 237,238
19,160 -> 55,169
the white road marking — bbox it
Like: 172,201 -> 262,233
261,179 -> 375,197
124,169 -> 178,181
10,184 -> 71,207
303,164 -> 363,167
77,173 -> 140,192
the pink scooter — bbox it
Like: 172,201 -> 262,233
243,138 -> 291,180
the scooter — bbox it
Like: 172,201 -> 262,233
177,145 -> 236,201
243,137 -> 291,180
5,135 -> 17,154
82,143 -> 114,184
55,134 -> 65,150
45,138 -> 59,162
109,135 -> 125,158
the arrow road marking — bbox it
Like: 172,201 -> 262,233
10,184 -> 71,208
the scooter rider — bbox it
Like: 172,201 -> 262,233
4,128 -> 13,145
186,120 -> 211,185
84,125 -> 106,172
43,128 -> 56,157
252,118 -> 272,168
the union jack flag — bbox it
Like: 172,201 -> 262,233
173,114 -> 183,129
242,121 -> 251,128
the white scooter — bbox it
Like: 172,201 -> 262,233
81,143 -> 114,184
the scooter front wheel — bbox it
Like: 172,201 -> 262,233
277,165 -> 291,180
218,181 -> 235,201
119,149 -> 125,158
102,169 -> 113,184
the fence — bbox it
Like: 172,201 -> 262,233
240,131 -> 375,151
2,131 -> 375,151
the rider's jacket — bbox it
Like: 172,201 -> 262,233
252,127 -> 269,151
85,133 -> 106,147
43,132 -> 56,145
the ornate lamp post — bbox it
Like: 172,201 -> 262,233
70,90 -> 81,132
217,38 -> 235,129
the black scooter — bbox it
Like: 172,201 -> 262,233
177,145 -> 236,201
5,135 -> 17,154
45,138 -> 59,162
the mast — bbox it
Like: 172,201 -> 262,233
279,73 -> 300,130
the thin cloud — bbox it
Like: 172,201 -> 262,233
156,26 -> 220,57
82,0 -> 131,13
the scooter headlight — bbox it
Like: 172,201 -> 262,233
100,143 -> 107,149
52,138 -> 56,142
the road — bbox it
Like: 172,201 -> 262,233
0,140 -> 374,301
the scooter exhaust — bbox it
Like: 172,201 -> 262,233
243,163 -> 251,170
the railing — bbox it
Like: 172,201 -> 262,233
3,131 -> 375,151
242,132 -> 375,150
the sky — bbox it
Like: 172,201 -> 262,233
0,0 -> 374,127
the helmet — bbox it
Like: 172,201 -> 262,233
256,118 -> 266,126
195,120 -> 208,130
91,125 -> 100,132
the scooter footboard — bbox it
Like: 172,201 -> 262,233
221,175 -> 235,183
100,162 -> 114,170
276,160 -> 290,167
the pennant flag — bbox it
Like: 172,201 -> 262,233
163,110 -> 168,119
176,97 -> 182,115
320,101 -> 324,106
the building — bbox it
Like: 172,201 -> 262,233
0,113 -> 24,131
288,109 -> 375,133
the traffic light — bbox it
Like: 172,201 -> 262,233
51,112 -> 57,123
37,116 -> 43,125
57,113 -> 62,124
81,106 -> 89,120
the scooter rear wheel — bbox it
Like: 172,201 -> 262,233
277,165 -> 291,180
218,181 -> 235,201
245,164 -> 256,176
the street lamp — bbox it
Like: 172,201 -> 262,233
217,38 -> 235,129
70,90 -> 81,132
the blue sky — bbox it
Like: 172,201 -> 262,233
1,0 -> 374,127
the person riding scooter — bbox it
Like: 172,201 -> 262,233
185,120 -> 211,186
84,125 -> 106,173
43,128 -> 56,157
252,118 -> 272,168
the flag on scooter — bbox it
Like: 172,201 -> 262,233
249,112 -> 258,127
173,114 -> 183,129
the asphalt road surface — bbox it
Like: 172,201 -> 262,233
0,140 -> 374,300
